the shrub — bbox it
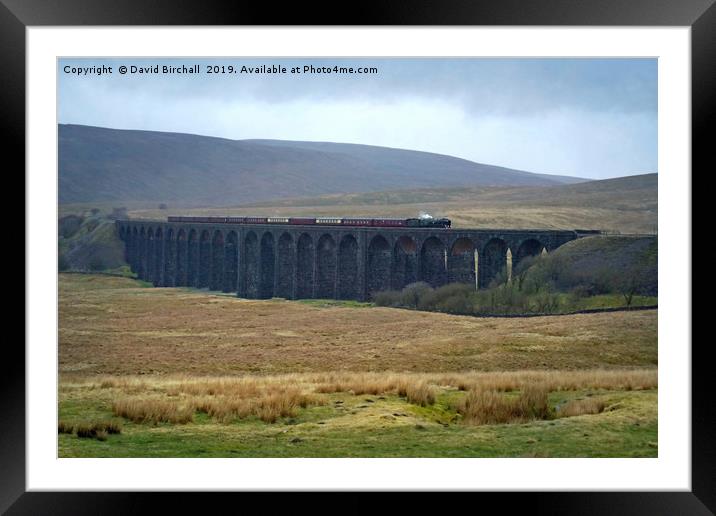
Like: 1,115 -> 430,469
58,421 -> 74,434
512,254 -> 541,291
568,284 -> 592,302
372,272 -> 655,316
416,288 -> 440,311
399,282 -> 433,308
373,290 -> 403,307
418,283 -> 473,311
435,294 -> 472,315
471,282 -> 532,315
488,266 -> 510,289
436,282 -> 475,299
533,292 -> 561,313
522,254 -> 566,293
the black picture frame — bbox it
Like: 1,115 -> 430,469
6,0 -> 709,513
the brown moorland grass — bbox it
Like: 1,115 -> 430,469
59,419 -> 122,436
191,389 -> 326,423
74,420 -> 122,439
557,397 -> 607,418
430,369 -> 658,393
103,378 -> 328,424
112,399 -> 195,424
403,381 -> 437,407
305,369 -> 656,395
58,272 -> 657,456
127,174 -> 657,234
63,369 -> 658,399
59,274 -> 657,377
76,427 -> 108,441
455,384 -> 552,426
133,204 -> 654,234
61,369 -> 655,428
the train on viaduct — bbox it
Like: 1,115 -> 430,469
116,218 -> 590,301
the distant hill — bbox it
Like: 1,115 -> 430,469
58,124 -> 586,205
130,173 -> 652,233
241,172 -> 657,210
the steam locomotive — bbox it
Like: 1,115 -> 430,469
166,216 -> 452,229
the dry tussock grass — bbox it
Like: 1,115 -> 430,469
190,388 -> 324,423
76,368 -> 654,427
165,377 -> 262,397
557,398 -> 607,418
105,376 -> 327,424
191,396 -> 253,422
75,426 -> 108,441
314,373 -> 401,396
69,369 -> 655,403
456,384 -> 551,426
60,420 -> 122,437
404,381 -> 437,407
433,369 -> 657,393
100,377 -> 148,390
313,373 -> 436,406
309,369 -> 655,399
73,420 -> 122,439
112,399 -> 194,424
58,421 -> 74,434
253,390 -> 321,423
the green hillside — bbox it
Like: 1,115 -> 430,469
58,209 -> 128,273
522,235 -> 658,297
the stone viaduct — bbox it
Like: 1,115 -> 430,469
116,220 -> 584,301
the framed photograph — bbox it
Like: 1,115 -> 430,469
8,0 -> 709,512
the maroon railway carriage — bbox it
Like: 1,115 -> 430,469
166,216 -> 451,229
289,218 -> 314,225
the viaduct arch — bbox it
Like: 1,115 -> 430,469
117,220 -> 582,301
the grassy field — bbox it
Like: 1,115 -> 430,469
58,274 -> 658,457
58,175 -> 657,281
120,174 -> 657,234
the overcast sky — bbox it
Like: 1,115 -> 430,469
58,58 -> 657,180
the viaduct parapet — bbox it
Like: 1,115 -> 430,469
116,220 -> 583,301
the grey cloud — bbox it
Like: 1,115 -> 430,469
57,57 -> 657,179
59,58 -> 657,117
